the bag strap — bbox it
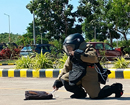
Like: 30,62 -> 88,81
94,63 -> 107,82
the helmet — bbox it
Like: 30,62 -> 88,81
63,33 -> 85,55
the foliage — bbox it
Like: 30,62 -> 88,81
78,0 -> 109,41
112,40 -> 130,54
22,0 -> 130,46
16,23 -> 49,46
15,52 -> 53,69
26,0 -> 82,42
0,59 -> 16,64
120,40 -> 130,54
78,0 -> 130,45
0,33 -> 21,44
6,43 -> 19,59
49,39 -> 64,58
15,56 -> 32,69
2,0 -> 130,48
113,57 -> 129,68
36,35 -> 49,44
49,39 -> 62,50
99,49 -> 110,68
110,0 -> 130,40
31,52 -> 53,69
54,53 -> 68,69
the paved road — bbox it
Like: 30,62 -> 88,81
0,65 -> 16,69
0,78 -> 130,105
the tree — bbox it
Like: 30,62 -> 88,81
78,0 -> 109,41
0,33 -> 20,44
109,0 -> 130,41
77,0 -> 130,44
16,23 -> 49,46
26,0 -> 82,42
26,0 -> 130,45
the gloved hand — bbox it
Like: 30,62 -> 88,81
52,80 -> 63,90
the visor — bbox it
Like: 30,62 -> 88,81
63,44 -> 75,56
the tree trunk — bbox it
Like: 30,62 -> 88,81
114,28 -> 127,41
109,32 -> 113,45
123,33 -> 127,41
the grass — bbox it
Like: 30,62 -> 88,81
0,59 -> 17,64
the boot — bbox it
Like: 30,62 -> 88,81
97,85 -> 113,99
97,83 -> 123,99
61,79 -> 86,99
111,83 -> 123,98
70,88 -> 86,98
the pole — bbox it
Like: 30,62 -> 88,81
33,0 -> 36,45
4,13 -> 10,42
117,39 -> 118,48
41,33 -> 42,44
94,26 -> 96,42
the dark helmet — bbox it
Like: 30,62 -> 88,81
63,33 -> 85,55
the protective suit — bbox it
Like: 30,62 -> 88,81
53,33 -> 123,99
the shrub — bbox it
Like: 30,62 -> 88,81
113,57 -> 129,68
31,52 -> 53,69
15,56 -> 32,69
99,50 -> 110,68
54,53 -> 68,69
15,52 -> 53,69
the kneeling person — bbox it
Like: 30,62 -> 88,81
53,33 -> 123,99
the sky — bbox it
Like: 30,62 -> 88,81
0,0 -> 79,35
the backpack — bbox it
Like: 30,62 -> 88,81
25,90 -> 53,100
94,63 -> 111,84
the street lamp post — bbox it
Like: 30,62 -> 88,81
41,33 -> 43,44
33,0 -> 36,45
4,13 -> 11,42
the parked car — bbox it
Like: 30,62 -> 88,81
20,45 -> 34,57
35,44 -> 52,54
87,42 -> 122,61
20,44 -> 54,57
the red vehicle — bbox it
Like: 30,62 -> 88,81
87,42 -> 122,61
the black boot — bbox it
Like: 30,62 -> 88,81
97,85 -> 113,99
61,79 -> 86,99
70,88 -> 86,99
111,83 -> 123,98
97,83 -> 123,99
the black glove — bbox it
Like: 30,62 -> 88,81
53,80 -> 63,88
74,49 -> 84,61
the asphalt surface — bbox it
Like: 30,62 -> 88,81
0,78 -> 130,105
0,65 -> 16,69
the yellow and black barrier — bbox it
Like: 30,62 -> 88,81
0,63 -> 15,65
0,69 -> 130,79
108,69 -> 130,79
0,69 -> 61,78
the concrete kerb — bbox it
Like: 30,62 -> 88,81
0,68 -> 130,79
108,69 -> 130,79
0,69 -> 62,78
0,63 -> 15,65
